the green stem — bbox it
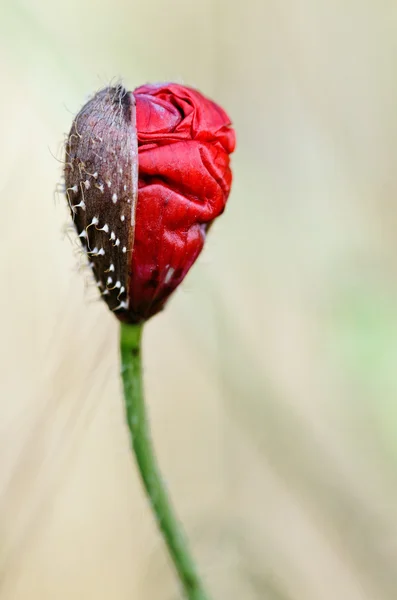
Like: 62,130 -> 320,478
120,322 -> 211,600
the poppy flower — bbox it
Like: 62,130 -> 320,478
64,83 -> 235,323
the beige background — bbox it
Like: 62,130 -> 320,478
1,1 -> 397,598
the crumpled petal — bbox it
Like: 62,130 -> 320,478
128,83 -> 235,322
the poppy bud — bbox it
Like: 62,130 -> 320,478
64,83 -> 235,323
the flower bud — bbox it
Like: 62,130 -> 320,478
65,83 -> 235,323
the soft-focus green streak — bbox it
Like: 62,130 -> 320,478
120,322 -> 211,600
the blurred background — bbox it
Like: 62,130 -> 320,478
1,1 -> 397,598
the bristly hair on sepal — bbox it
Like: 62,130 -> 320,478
64,86 -> 138,317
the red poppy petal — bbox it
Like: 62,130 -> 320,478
127,83 -> 235,322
